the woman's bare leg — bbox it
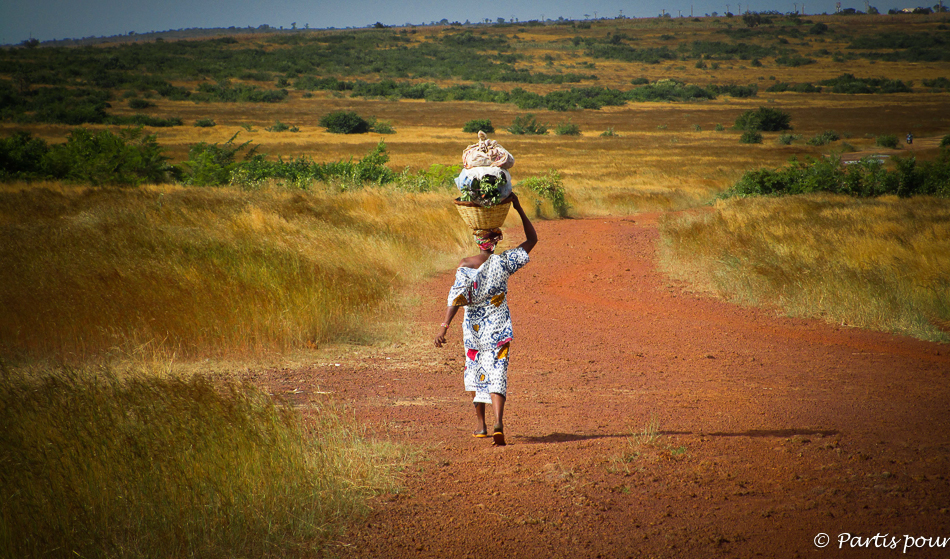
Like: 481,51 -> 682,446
473,401 -> 488,435
490,393 -> 506,445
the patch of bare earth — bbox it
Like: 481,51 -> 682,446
247,217 -> 950,558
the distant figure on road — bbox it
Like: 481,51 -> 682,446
907,133 -> 914,145
434,193 -> 537,447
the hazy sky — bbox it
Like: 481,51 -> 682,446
2,0 -> 883,45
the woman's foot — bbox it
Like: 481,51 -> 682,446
492,424 -> 506,446
473,429 -> 489,438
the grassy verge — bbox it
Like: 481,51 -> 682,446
659,194 -> 950,342
0,182 -> 471,362
0,366 -> 407,558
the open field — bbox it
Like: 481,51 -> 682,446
2,13 -> 950,558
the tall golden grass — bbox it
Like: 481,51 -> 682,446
659,194 -> 950,341
0,182 -> 472,362
0,365 -> 406,558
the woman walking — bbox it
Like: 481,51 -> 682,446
434,194 -> 538,446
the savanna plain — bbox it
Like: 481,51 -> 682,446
1,12 -> 950,558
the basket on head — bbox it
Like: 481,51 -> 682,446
453,196 -> 512,230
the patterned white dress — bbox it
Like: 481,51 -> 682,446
446,247 -> 530,404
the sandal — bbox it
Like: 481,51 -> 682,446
492,427 -> 506,446
473,430 -> 489,438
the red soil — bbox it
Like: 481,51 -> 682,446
252,216 -> 950,558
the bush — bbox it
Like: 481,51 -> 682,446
555,121 -> 582,136
181,133 -> 255,186
43,127 -> 172,185
740,130 -> 763,144
726,152 -> 950,198
507,114 -> 548,135
463,119 -> 494,133
520,169 -> 569,217
128,98 -> 155,109
0,131 -> 53,180
600,128 -> 618,137
734,107 -> 792,132
319,111 -> 371,134
941,134 -> 950,147
266,120 -> 299,133
876,134 -> 900,149
777,133 -> 799,145
370,119 -> 395,134
807,130 -> 841,146
194,118 -> 216,127
109,115 -> 183,127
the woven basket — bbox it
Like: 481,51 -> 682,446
453,196 -> 512,230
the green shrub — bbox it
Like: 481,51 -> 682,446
370,119 -> 396,134
777,133 -> 799,145
941,134 -> 950,147
181,133 -> 255,186
734,107 -> 792,132
194,118 -> 216,127
227,141 -> 397,190
693,124 -> 702,132
600,128 -> 618,137
128,98 -> 155,109
266,120 -> 299,132
0,131 -> 54,180
555,121 -> 582,136
740,130 -> 763,144
463,119 -> 494,133
876,134 -> 900,149
726,152 -> 950,198
40,127 -> 172,185
109,115 -> 183,127
507,114 -> 548,135
807,130 -> 841,146
520,169 -> 568,217
393,163 -> 461,192
715,123 -> 725,131
319,111 -> 371,134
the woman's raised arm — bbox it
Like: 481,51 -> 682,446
510,194 -> 537,254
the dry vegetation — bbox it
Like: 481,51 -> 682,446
660,194 -> 950,341
0,182 -> 472,362
2,12 -> 950,558
0,366 -> 409,558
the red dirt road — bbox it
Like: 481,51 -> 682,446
258,217 -> 950,558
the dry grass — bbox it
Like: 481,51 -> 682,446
659,194 -> 950,342
0,182 -> 472,362
0,365 -> 408,558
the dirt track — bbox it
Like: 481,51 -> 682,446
254,216 -> 950,558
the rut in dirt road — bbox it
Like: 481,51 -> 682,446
300,216 -> 950,559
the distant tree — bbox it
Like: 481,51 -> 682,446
20,38 -> 40,48
374,22 -> 387,28
734,107 -> 793,132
